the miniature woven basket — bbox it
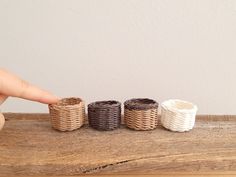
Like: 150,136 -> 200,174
161,99 -> 198,132
48,97 -> 85,131
88,100 -> 121,131
124,98 -> 159,130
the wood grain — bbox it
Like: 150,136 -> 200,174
0,113 -> 235,176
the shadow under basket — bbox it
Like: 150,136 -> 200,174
124,98 -> 159,131
48,97 -> 85,131
88,100 -> 121,131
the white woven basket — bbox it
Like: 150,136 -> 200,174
161,99 -> 198,132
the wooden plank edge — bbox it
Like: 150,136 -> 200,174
2,112 -> 236,121
1,172 -> 236,177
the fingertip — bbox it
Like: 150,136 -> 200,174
38,93 -> 60,104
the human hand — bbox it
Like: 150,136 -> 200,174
0,68 -> 59,130
0,68 -> 59,105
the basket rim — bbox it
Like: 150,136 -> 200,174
88,100 -> 121,108
49,97 -> 84,109
124,98 -> 158,110
161,99 -> 198,113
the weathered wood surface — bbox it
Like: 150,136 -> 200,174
0,113 -> 235,176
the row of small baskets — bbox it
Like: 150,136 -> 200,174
48,98 -> 198,132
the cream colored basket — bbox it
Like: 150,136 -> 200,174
161,99 -> 198,132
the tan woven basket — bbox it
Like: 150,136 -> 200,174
48,97 -> 85,131
124,98 -> 159,130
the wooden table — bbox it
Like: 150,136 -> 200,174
0,113 -> 235,176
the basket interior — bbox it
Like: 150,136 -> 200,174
163,99 -> 196,111
56,98 -> 83,106
125,98 -> 158,110
89,100 -> 120,108
130,99 -> 156,105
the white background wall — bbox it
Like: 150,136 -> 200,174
0,0 -> 236,114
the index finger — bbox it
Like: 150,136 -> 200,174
0,69 -> 59,104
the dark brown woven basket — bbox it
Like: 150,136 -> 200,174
88,100 -> 121,131
124,98 -> 159,130
48,97 -> 85,131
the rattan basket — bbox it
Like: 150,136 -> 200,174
161,99 -> 198,132
48,97 -> 85,131
88,100 -> 121,131
124,98 -> 159,130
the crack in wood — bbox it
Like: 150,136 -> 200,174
81,155 -> 163,174
81,151 -> 234,174
82,159 -> 131,174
